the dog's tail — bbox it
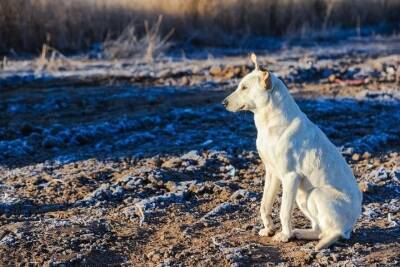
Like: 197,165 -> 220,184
315,231 -> 342,251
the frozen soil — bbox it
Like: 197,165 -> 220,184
1,37 -> 400,266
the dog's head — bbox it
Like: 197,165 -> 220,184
222,53 -> 274,112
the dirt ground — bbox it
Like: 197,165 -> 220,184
0,37 -> 400,266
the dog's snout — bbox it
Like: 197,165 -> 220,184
222,99 -> 229,107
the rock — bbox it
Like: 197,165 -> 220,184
84,184 -> 125,202
152,252 -> 162,261
0,234 -> 16,247
352,153 -> 360,161
161,158 -> 182,169
230,189 -> 258,202
146,170 -> 166,185
390,168 -> 400,182
165,181 -> 177,192
225,165 -> 236,177
146,251 -> 155,260
209,66 -> 223,76
181,150 -> 203,162
224,68 -> 236,79
372,158 -> 381,167
341,147 -> 354,155
201,202 -> 238,220
158,69 -> 172,78
180,76 -> 190,86
371,167 -> 388,181
363,204 -> 381,218
159,233 -> 166,241
362,152 -> 371,159
121,175 -> 142,189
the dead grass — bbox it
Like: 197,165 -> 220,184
103,16 -> 174,61
35,44 -> 82,72
0,0 -> 399,54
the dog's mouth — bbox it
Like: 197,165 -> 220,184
226,104 -> 246,112
237,105 -> 246,111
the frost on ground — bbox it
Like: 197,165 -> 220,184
0,37 -> 400,266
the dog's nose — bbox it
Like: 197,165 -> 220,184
222,99 -> 228,107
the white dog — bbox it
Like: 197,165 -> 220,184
223,54 -> 362,251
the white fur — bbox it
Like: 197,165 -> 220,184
223,55 -> 362,250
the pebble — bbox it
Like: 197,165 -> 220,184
362,152 -> 371,159
352,153 -> 360,161
372,167 -> 388,181
180,76 -> 190,86
165,181 -> 177,192
161,158 -> 182,168
209,66 -> 223,76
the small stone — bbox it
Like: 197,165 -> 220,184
352,153 -> 360,161
224,68 -> 236,79
146,251 -> 155,259
152,252 -> 161,262
362,152 -> 371,159
165,181 -> 177,192
162,158 -> 182,168
373,167 -> 388,180
209,66 -> 223,76
180,76 -> 190,86
159,233 -> 166,241
372,158 -> 381,167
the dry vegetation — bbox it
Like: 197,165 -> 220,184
103,16 -> 174,61
0,0 -> 399,54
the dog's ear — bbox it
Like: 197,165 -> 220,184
260,70 -> 271,90
251,53 -> 259,70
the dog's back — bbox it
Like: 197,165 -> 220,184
272,79 -> 362,241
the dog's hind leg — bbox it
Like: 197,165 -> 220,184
315,231 -> 341,251
293,188 -> 321,240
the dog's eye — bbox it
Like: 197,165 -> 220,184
241,86 -> 248,90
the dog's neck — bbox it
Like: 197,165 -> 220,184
254,81 -> 302,137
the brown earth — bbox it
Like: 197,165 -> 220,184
0,38 -> 400,266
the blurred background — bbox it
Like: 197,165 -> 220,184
1,0 -> 400,55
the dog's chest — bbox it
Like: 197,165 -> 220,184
256,134 -> 280,169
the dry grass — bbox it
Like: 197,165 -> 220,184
103,16 -> 174,61
35,44 -> 82,72
0,0 -> 399,54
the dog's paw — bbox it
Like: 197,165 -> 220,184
272,231 -> 291,242
258,228 -> 273,237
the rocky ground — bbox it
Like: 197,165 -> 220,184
0,36 -> 400,266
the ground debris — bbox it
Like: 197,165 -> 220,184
1,38 -> 400,266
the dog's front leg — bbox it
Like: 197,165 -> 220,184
272,172 -> 301,242
259,172 -> 280,236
